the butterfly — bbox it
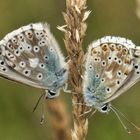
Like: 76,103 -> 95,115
0,23 -> 68,99
83,36 -> 140,113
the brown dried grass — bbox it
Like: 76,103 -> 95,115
48,0 -> 90,139
63,0 -> 90,139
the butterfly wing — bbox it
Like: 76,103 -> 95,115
83,36 -> 135,107
0,23 -> 68,90
103,46 -> 140,103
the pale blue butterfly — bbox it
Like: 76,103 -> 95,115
0,23 -> 68,99
83,36 -> 140,131
83,36 -> 140,113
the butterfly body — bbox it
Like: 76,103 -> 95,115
0,23 -> 68,98
83,36 -> 140,113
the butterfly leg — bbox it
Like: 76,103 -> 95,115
63,83 -> 71,93
63,83 -> 78,95
79,107 -> 93,117
72,102 -> 87,106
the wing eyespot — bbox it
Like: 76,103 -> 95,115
33,46 -> 40,53
19,61 -> 26,68
37,73 -> 43,80
106,87 -> 111,93
2,67 -> 7,72
39,63 -> 45,69
23,69 -> 31,76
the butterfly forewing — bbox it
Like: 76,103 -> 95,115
104,46 -> 140,103
0,23 -> 68,92
83,36 -> 135,107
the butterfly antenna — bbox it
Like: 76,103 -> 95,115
88,109 -> 97,119
111,105 -> 140,132
40,95 -> 47,125
33,93 -> 45,112
110,106 -> 131,134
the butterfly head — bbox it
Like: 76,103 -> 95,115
98,103 -> 111,113
46,67 -> 68,98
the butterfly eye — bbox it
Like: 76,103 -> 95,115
100,104 -> 110,113
101,104 -> 108,111
48,90 -> 56,97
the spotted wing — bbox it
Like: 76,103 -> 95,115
83,36 -> 135,106
104,46 -> 140,103
0,23 -> 67,89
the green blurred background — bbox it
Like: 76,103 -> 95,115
0,0 -> 140,140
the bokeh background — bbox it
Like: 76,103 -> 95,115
0,0 -> 140,140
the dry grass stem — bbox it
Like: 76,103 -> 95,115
47,98 -> 71,140
63,0 -> 90,139
136,0 -> 140,19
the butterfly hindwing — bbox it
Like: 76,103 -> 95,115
83,36 -> 135,108
0,23 -> 68,93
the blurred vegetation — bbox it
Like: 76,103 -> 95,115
0,0 -> 140,140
